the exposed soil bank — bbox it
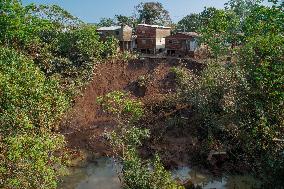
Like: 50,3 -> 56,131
59,58 -> 265,188
60,58 -> 203,158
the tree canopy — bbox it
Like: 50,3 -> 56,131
115,15 -> 137,27
176,13 -> 201,32
134,2 -> 172,26
97,17 -> 116,27
0,1 -> 119,188
179,0 -> 283,186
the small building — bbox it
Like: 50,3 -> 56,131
165,32 -> 199,57
136,24 -> 171,54
97,25 -> 133,51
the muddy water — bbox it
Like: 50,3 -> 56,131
172,166 -> 262,189
58,157 -> 121,189
59,157 -> 261,189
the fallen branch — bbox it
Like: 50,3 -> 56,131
159,104 -> 191,119
273,138 -> 284,142
207,150 -> 227,161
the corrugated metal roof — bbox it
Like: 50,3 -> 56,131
97,26 -> 121,31
137,24 -> 171,29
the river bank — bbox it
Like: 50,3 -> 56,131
59,59 -> 263,189
58,153 -> 262,189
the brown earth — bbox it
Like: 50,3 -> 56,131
60,58 -> 205,165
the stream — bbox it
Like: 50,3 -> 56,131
58,157 -> 262,189
58,157 -> 121,189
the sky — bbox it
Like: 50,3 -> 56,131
22,0 -> 229,23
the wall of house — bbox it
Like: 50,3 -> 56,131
98,27 -> 133,42
136,25 -> 156,51
156,28 -> 171,38
166,38 -> 184,50
155,28 -> 170,50
137,38 -> 155,49
156,38 -> 166,49
136,25 -> 171,53
165,33 -> 195,51
131,39 -> 137,50
136,25 -> 156,38
165,33 -> 199,57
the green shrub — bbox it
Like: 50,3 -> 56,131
97,91 -> 144,123
123,150 -> 184,189
101,36 -> 119,59
0,1 -> 120,188
237,33 -> 284,184
47,25 -> 104,88
179,6 -> 283,184
169,67 -> 192,88
57,25 -> 102,63
0,1 -> 118,94
98,91 -> 184,189
184,5 -> 284,181
137,75 -> 150,88
0,47 -> 69,189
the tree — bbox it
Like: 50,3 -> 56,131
242,5 -> 284,36
199,7 -> 219,26
97,17 -> 116,27
199,8 -> 241,58
115,15 -> 137,27
178,1 -> 283,186
225,0 -> 262,20
134,2 -> 172,26
0,1 -> 118,188
101,36 -> 119,59
28,4 -> 82,28
176,13 -> 201,32
97,91 -> 184,189
0,0 -> 52,48
0,47 -> 69,189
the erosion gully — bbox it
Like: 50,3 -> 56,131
59,59 -> 261,189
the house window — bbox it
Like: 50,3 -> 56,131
142,30 -> 145,34
169,40 -> 173,44
142,39 -> 146,44
115,30 -> 120,35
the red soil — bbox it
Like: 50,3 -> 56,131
60,58 -> 204,159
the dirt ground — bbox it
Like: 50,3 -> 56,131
60,58 -> 205,165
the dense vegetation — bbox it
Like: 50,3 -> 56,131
175,0 -> 284,187
0,0 -> 118,188
98,0 -> 283,188
0,47 -> 69,189
97,91 -> 184,189
0,0 -> 283,188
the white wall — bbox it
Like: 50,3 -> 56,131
156,38 -> 166,49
